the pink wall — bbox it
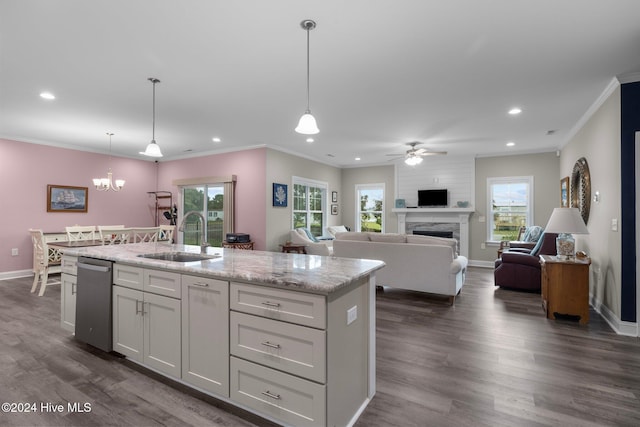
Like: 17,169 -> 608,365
1,138 -> 158,273
157,148 -> 268,250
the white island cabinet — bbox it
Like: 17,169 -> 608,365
58,243 -> 384,427
60,255 -> 78,333
112,264 -> 181,378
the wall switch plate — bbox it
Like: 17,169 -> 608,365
478,216 -> 486,223
347,306 -> 357,325
611,218 -> 618,231
481,243 -> 486,250
11,248 -> 18,256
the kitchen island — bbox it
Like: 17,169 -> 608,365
60,242 -> 384,427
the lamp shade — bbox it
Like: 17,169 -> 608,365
544,207 -> 589,234
140,140 -> 163,157
405,155 -> 423,166
295,111 -> 319,134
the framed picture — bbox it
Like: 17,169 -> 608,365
331,204 -> 338,215
47,185 -> 88,212
332,191 -> 338,203
560,176 -> 570,207
272,183 -> 288,207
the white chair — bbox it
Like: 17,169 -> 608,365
159,225 -> 175,242
65,225 -> 96,241
29,229 -> 61,296
131,227 -> 161,243
290,228 -> 333,256
99,226 -> 131,245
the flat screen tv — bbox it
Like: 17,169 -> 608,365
418,189 -> 448,207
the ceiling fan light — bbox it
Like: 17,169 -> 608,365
405,156 -> 423,166
140,140 -> 163,157
295,111 -> 319,134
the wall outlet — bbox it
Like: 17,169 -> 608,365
478,216 -> 486,223
611,218 -> 618,231
11,248 -> 18,256
347,306 -> 357,325
480,243 -> 486,250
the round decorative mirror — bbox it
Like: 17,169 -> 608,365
570,157 -> 591,225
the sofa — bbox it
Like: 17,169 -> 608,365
333,232 -> 468,303
289,228 -> 334,255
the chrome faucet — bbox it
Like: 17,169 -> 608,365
178,211 -> 209,253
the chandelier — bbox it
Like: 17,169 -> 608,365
93,132 -> 125,191
295,20 -> 319,135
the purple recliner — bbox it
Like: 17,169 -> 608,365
494,232 -> 558,292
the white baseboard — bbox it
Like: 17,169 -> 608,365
468,260 -> 494,268
590,294 -> 638,337
0,270 -> 33,281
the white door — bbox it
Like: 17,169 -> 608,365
181,276 -> 229,396
112,285 -> 143,362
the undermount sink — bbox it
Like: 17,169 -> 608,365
137,252 -> 221,262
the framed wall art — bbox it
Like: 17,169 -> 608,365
560,176 -> 570,207
331,204 -> 338,215
332,191 -> 338,203
272,183 -> 288,207
47,185 -> 88,213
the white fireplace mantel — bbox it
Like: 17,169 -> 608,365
392,208 -> 474,258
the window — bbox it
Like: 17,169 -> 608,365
181,184 -> 225,246
356,184 -> 385,233
292,177 -> 327,237
487,176 -> 533,242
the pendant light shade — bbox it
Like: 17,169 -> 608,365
295,20 -> 319,135
140,77 -> 163,157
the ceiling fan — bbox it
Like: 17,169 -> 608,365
386,142 -> 447,165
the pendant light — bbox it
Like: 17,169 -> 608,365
295,20 -> 319,135
93,132 -> 125,191
140,77 -> 163,157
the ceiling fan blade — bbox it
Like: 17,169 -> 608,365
420,151 -> 447,156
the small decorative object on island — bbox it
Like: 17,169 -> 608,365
272,183 -> 288,207
544,207 -> 589,259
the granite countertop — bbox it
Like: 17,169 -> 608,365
60,242 -> 385,295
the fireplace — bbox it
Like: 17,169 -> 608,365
413,230 -> 454,238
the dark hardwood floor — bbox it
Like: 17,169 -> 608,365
2,268 -> 640,427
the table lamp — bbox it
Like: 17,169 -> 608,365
544,207 -> 589,259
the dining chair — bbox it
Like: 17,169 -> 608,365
65,225 -> 96,241
159,225 -> 176,243
29,229 -> 62,296
131,227 -> 161,243
99,226 -> 131,245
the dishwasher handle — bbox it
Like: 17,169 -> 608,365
77,262 -> 111,273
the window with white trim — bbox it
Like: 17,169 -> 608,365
356,183 -> 385,233
292,177 -> 327,237
487,176 -> 533,242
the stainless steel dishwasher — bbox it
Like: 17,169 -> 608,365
75,256 -> 113,352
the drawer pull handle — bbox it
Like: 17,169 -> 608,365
261,341 -> 281,349
261,390 -> 281,400
261,301 -> 281,308
193,282 -> 209,287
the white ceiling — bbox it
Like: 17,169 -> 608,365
2,0 -> 640,167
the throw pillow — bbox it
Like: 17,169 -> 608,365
327,225 -> 349,237
369,233 -> 407,243
297,227 -> 319,243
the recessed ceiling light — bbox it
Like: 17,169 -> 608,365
506,141 -> 515,147
40,92 -> 55,100
355,157 -> 361,161
508,107 -> 522,115
212,137 -> 221,143
306,137 -> 314,143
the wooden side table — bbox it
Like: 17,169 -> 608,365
540,255 -> 591,324
222,241 -> 254,250
280,242 -> 306,254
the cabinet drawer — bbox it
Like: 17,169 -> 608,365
230,356 -> 325,427
61,255 -> 78,275
144,269 -> 181,299
113,264 -> 143,290
230,282 -> 326,329
231,311 -> 326,383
